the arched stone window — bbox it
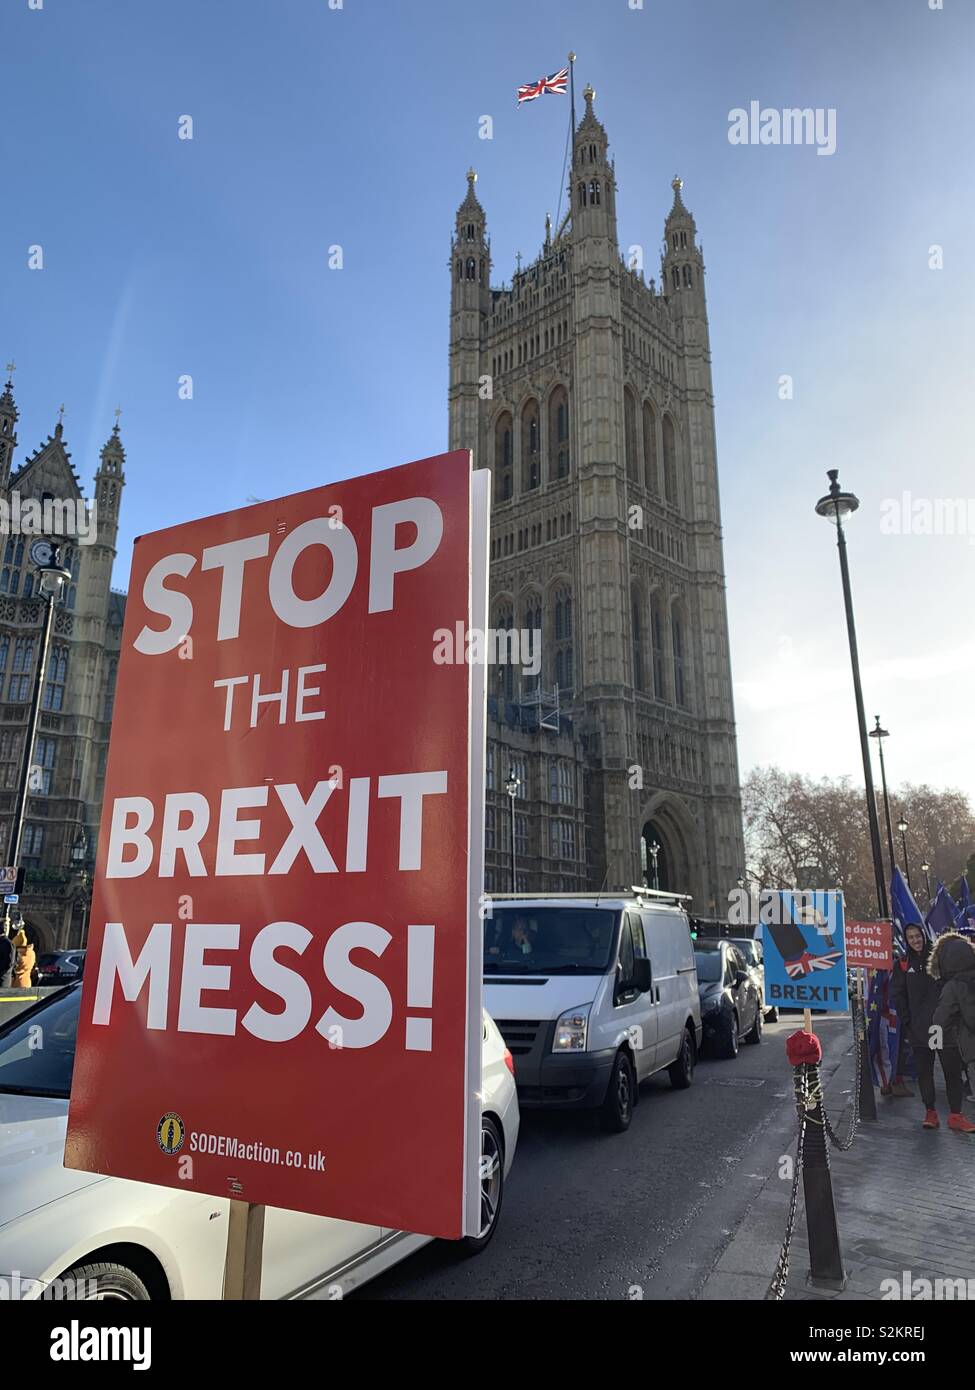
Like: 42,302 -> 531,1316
578,182 -> 587,207
662,415 -> 679,509
624,388 -> 639,482
522,398 -> 540,491
643,401 -> 658,493
650,592 -> 666,701
466,257 -> 476,280
494,412 -> 513,503
589,180 -> 601,206
456,259 -> 463,281
682,264 -> 693,288
553,585 -> 574,693
671,267 -> 679,291
549,386 -> 570,480
672,602 -> 688,709
631,588 -> 645,692
523,594 -> 542,692
494,603 -> 515,703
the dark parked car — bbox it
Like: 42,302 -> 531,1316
34,950 -> 86,986
693,941 -> 763,1057
727,936 -> 778,1022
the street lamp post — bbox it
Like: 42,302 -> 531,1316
897,815 -> 912,891
70,826 -> 93,949
3,540 -> 72,937
504,770 -> 520,893
815,472 -> 889,921
868,717 -> 898,884
920,861 -> 932,902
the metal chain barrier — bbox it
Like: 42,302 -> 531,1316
766,1063 -> 812,1301
823,989 -> 862,1152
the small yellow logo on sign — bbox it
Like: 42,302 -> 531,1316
156,1112 -> 185,1155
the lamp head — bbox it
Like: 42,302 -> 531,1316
815,469 -> 860,525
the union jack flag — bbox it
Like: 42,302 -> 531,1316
783,949 -> 845,979
517,67 -> 569,104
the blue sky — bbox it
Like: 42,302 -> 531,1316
3,0 -> 972,794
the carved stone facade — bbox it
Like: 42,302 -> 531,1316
448,89 -> 744,909
0,370 -> 125,952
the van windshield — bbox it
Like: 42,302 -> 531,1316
484,907 -> 619,974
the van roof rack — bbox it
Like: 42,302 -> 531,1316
483,888 -> 693,905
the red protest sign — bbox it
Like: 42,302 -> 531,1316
65,451 -> 487,1240
845,919 -> 893,971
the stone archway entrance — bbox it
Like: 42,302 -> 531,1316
640,802 -> 694,897
18,912 -> 56,956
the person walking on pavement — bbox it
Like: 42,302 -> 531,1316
0,923 -> 13,989
929,931 -> 975,1134
10,927 -> 35,990
892,923 -> 967,1130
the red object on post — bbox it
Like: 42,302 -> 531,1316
786,1030 -> 823,1066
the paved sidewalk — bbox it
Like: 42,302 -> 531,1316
700,1037 -> 975,1301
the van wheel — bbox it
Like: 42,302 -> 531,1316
46,1262 -> 151,1301
601,1051 -> 635,1132
668,1026 -> 695,1089
457,1116 -> 504,1255
718,1012 -> 739,1060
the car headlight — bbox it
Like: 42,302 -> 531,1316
553,1005 -> 590,1052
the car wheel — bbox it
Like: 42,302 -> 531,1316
47,1261 -> 151,1301
745,1002 -> 763,1044
668,1025 -> 695,1089
457,1115 -> 505,1255
601,1049 -> 635,1132
718,1011 -> 739,1060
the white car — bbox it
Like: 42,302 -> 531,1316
0,987 -> 518,1300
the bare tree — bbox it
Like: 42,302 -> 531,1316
743,768 -> 975,920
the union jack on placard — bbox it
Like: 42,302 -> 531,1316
517,67 -> 569,104
784,949 -> 845,979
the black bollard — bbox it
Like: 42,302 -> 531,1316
800,1062 -> 846,1289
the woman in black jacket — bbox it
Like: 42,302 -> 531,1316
891,924 -> 966,1128
929,932 -> 975,1134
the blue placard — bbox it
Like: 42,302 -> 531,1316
758,890 -> 848,1013
3,893 -> 18,904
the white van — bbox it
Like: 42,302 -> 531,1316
483,891 -> 702,1132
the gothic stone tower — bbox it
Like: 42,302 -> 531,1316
0,370 -> 126,952
449,87 -> 744,910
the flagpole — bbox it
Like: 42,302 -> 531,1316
568,52 -> 576,161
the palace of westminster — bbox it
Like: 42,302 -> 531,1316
450,86 -> 745,909
4,85 -> 744,950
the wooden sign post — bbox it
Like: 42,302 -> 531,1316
222,1201 -> 266,1301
